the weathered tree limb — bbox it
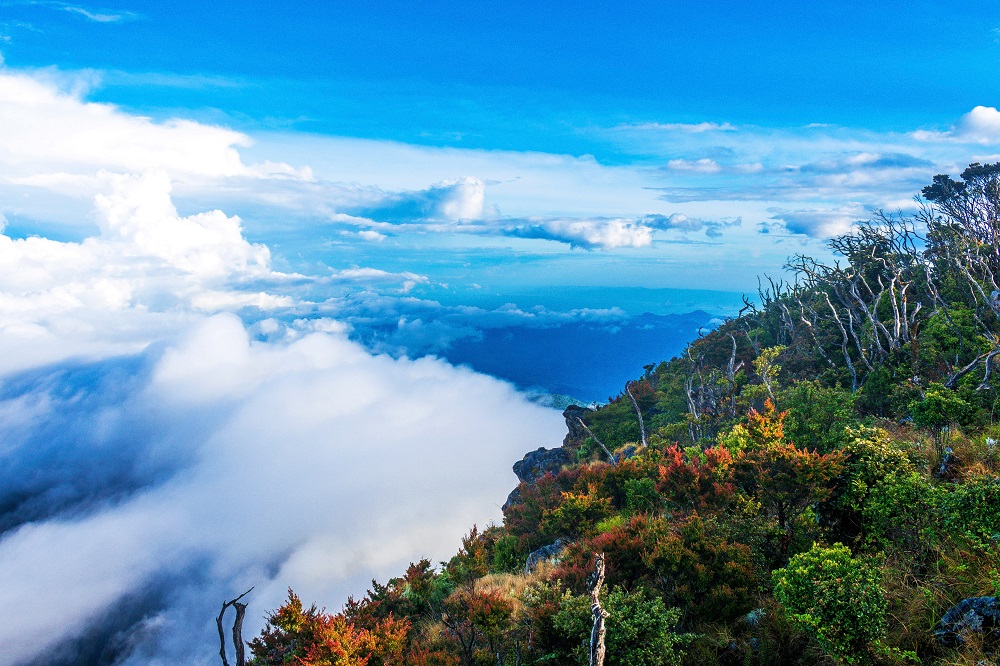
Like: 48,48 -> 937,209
577,418 -> 617,465
588,553 -> 609,666
232,601 -> 248,666
625,382 -> 647,448
217,587 -> 254,666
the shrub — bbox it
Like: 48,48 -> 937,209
543,585 -> 690,666
911,383 -> 974,430
940,475 -> 1000,549
773,543 -> 887,663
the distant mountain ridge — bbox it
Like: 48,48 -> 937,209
441,310 -> 719,402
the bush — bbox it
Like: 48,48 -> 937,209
544,585 -> 690,666
773,543 -> 887,663
911,383 -> 974,430
940,476 -> 1000,549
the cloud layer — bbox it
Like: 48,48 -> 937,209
0,315 -> 565,664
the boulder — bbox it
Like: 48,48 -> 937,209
934,596 -> 1000,646
937,446 -> 960,481
614,445 -> 637,463
503,446 -> 571,511
513,446 -> 571,485
562,405 -> 593,446
524,539 -> 569,574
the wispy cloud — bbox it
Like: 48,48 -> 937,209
0,1 -> 139,23
616,121 -> 737,133
62,4 -> 131,22
666,157 -> 722,173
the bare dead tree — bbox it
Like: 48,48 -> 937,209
217,587 -> 253,666
588,553 -> 609,666
625,381 -> 647,447
783,214 -> 928,389
724,333 -> 745,419
577,418 -> 617,464
738,295 -> 763,356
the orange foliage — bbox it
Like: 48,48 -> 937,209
248,589 -> 410,666
657,444 -> 735,510
746,398 -> 787,448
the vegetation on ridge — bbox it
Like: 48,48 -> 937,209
246,163 -> 1000,665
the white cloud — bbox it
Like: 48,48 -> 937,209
356,229 -> 386,242
0,314 -> 566,664
666,158 -> 722,173
502,217 -> 653,249
913,106 -> 1000,144
953,105 -> 1000,143
348,176 -> 488,223
619,121 -> 737,132
0,72 -> 256,182
0,171 -> 279,373
768,203 -> 867,238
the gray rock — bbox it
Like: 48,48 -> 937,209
562,405 -> 593,446
512,446 -> 571,485
502,486 -> 522,513
934,596 -> 1000,646
503,446 -> 571,511
614,445 -> 637,463
937,446 -> 960,480
524,539 -> 569,574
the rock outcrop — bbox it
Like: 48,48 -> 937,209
614,445 -> 637,463
524,538 -> 569,574
934,596 -> 1000,646
503,405 -> 595,512
503,446 -> 571,511
513,446 -> 571,485
562,405 -> 593,446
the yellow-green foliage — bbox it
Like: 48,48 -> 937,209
773,543 -> 887,664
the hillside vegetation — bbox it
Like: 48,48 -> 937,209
246,164 -> 1000,665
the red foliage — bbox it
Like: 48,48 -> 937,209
657,444 -> 735,511
735,441 -> 845,533
248,589 -> 410,666
640,514 -> 756,622
550,516 -> 649,591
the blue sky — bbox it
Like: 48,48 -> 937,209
3,1 -> 1000,306
6,1 -> 1000,145
4,3 -> 1000,663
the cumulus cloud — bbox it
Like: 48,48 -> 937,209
952,106 -> 1000,143
347,176 -> 488,223
490,211 -> 742,249
501,216 -> 653,249
0,71 -> 256,182
0,314 -> 566,664
0,171 -> 280,373
641,213 -> 742,238
767,203 -> 867,238
913,106 -> 1000,144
